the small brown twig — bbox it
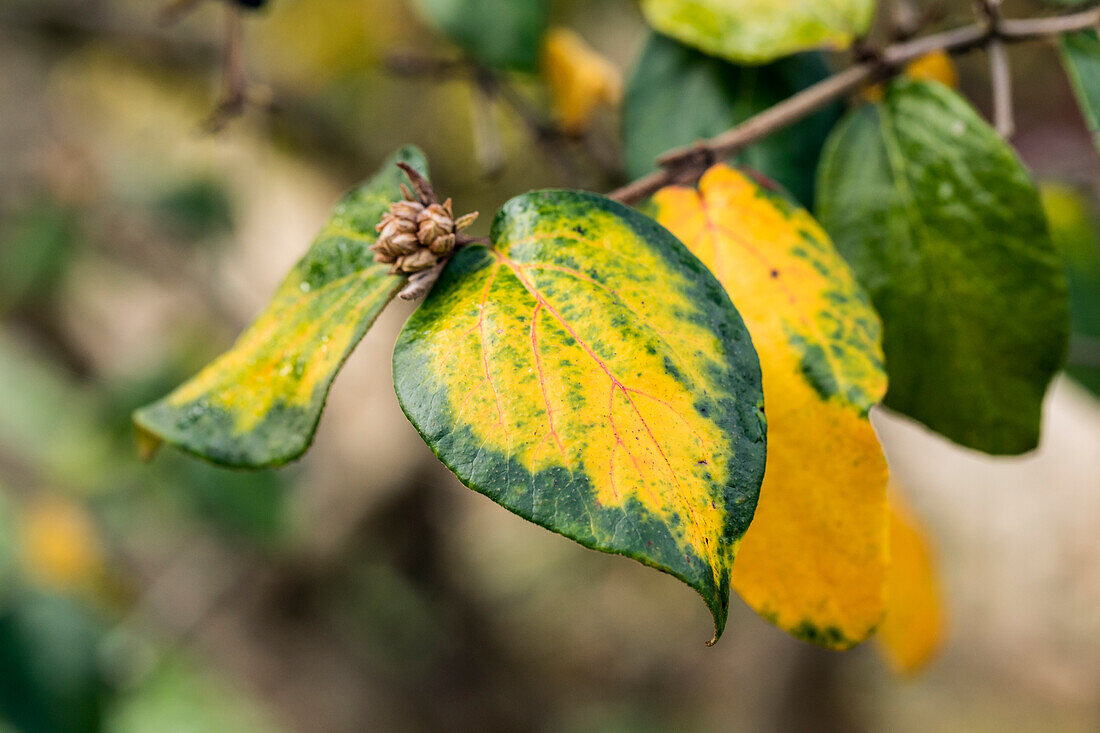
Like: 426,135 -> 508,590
204,4 -> 247,132
608,6 -> 1100,204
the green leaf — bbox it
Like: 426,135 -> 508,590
411,0 -> 548,72
392,191 -> 766,642
0,591 -> 107,733
1041,183 -> 1100,397
640,0 -> 876,64
1059,30 -> 1100,155
816,79 -> 1069,454
133,146 -> 426,468
623,33 -> 840,207
0,201 -> 77,313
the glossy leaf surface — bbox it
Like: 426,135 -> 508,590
876,489 -> 945,674
394,191 -> 766,642
412,0 -> 548,72
1060,30 -> 1100,155
133,147 -> 424,467
817,80 -> 1068,454
652,164 -> 888,648
623,33 -> 840,206
640,0 -> 876,64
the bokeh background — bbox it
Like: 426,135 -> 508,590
1,0 -> 1099,730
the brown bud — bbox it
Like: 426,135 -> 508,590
377,216 -> 417,242
428,233 -> 455,256
417,218 -> 449,246
388,232 -> 420,254
454,211 -> 479,231
369,242 -> 397,263
391,200 -> 425,220
399,248 -> 438,274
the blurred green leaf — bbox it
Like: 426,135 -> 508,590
107,657 -> 279,733
412,0 -> 548,71
0,493 -> 13,603
151,179 -> 235,242
0,201 -> 77,313
1059,30 -> 1100,155
623,32 -> 839,206
816,79 -> 1069,454
639,0 -> 876,64
0,335 -> 115,488
0,590 -> 108,733
1041,183 -> 1100,396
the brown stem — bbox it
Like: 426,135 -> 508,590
608,6 -> 1100,204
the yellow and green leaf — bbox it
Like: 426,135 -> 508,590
393,191 -> 767,642
640,0 -> 877,65
133,147 -> 425,468
877,487 -> 945,674
651,164 -> 889,649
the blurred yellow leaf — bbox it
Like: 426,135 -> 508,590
877,488 -> 946,674
865,50 -> 958,101
905,50 -> 958,88
652,164 -> 889,649
542,28 -> 622,134
20,496 -> 105,593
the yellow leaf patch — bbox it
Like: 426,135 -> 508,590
652,164 -> 889,648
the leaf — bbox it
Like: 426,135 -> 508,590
1041,183 -> 1100,397
393,190 -> 766,642
412,0 -> 548,72
651,164 -> 888,649
639,0 -> 876,64
0,201 -> 77,313
816,79 -> 1069,455
542,28 -> 622,135
623,33 -> 841,207
133,147 -> 426,468
0,591 -> 107,733
876,488 -> 945,675
1059,30 -> 1100,155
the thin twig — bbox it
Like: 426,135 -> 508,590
976,0 -> 1015,138
205,4 -> 247,132
609,6 -> 1100,204
988,40 -> 1014,138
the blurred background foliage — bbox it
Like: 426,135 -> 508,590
0,0 -> 1098,731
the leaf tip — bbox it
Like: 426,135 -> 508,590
133,420 -> 163,462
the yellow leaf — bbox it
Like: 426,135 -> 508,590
134,148 -> 424,468
394,190 -> 767,643
865,50 -> 958,101
20,496 -> 104,593
542,28 -> 622,134
877,488 -> 945,674
652,164 -> 889,648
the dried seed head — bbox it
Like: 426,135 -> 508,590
372,164 -> 479,275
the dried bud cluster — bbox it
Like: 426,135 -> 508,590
372,186 -> 478,275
